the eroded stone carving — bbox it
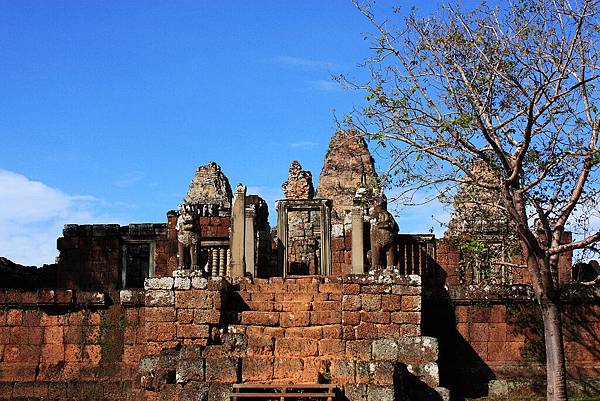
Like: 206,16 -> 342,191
282,160 -> 314,200
176,204 -> 201,271
369,197 -> 398,269
185,161 -> 233,214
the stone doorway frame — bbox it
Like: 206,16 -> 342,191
120,240 -> 156,289
276,198 -> 332,277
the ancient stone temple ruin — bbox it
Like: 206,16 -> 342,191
0,130 -> 598,401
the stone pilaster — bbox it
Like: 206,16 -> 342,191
244,206 -> 256,278
230,184 -> 246,277
351,206 -> 365,274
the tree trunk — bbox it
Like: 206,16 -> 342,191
526,249 -> 569,401
540,297 -> 568,401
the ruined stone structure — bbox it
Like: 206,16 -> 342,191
316,130 -> 379,224
184,161 -> 233,212
444,162 -> 520,285
282,160 -> 315,200
279,161 -> 323,276
0,130 -> 598,401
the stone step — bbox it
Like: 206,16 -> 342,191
227,292 -> 342,312
234,281 -> 342,294
226,310 -> 343,327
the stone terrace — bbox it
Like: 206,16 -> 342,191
135,269 -> 445,400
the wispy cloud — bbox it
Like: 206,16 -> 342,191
114,171 -> 144,188
306,79 -> 341,92
289,141 -> 320,150
273,55 -> 337,70
385,188 -> 451,237
391,200 -> 451,237
0,170 -> 124,266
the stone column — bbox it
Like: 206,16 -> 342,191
218,248 -> 226,277
244,206 -> 256,278
230,184 -> 246,278
320,199 -> 332,276
276,201 -> 288,277
351,206 -> 365,274
211,248 -> 218,277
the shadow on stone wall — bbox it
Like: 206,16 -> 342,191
0,257 -> 57,289
422,261 -> 496,400
401,368 -> 445,401
423,257 -> 600,400
562,290 -> 600,397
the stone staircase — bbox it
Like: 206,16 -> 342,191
140,272 -> 449,400
221,275 -> 448,400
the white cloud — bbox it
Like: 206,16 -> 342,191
391,200 -> 451,237
273,55 -> 337,70
385,188 -> 452,237
0,170 -> 119,266
289,141 -> 320,150
114,171 -> 144,188
306,79 -> 342,92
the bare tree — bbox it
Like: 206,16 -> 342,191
342,1 -> 600,400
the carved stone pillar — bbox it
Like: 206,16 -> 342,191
226,248 -> 231,274
351,206 -> 365,274
276,200 -> 288,277
218,248 -> 226,277
245,206 -> 256,278
230,184 -> 246,277
211,248 -> 218,277
320,199 -> 332,276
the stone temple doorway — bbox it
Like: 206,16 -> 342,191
276,198 -> 332,277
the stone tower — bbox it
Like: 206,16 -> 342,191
316,130 -> 379,223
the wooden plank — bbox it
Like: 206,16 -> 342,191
230,383 -> 337,400
232,394 -> 328,397
232,384 -> 336,389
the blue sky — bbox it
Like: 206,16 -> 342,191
0,1 -> 451,265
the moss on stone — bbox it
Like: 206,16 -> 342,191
99,305 -> 126,364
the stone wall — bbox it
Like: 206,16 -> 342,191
55,215 -> 232,292
138,270 -> 437,401
0,258 -> 57,290
331,230 -> 353,276
39,218 -> 599,400
423,282 -> 600,399
436,237 -> 574,287
0,271 -> 446,401
57,224 -> 124,291
56,223 -> 174,291
0,289 -> 143,400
